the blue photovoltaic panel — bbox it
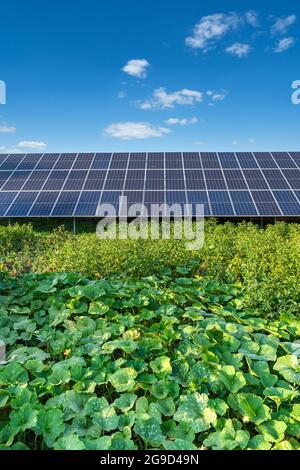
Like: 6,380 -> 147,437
295,191 -> 300,202
1,171 -> 31,191
208,191 -> 234,216
165,152 -> 182,169
63,170 -> 88,191
0,192 -> 18,216
183,152 -> 202,169
204,170 -> 227,190
218,152 -> 239,168
185,169 -> 206,190
243,169 -> 269,190
54,153 -> 76,170
223,169 -> 248,190
235,152 -> 258,168
0,172 -> 12,189
251,191 -> 281,216
253,152 -> 277,169
6,192 -> 37,217
201,152 -> 220,169
51,191 -> 80,216
289,152 -> 300,168
0,151 -> 299,218
124,170 -> 145,190
104,170 -> 126,190
73,153 -> 94,170
17,154 -> 42,171
147,152 -> 164,169
83,170 -> 106,191
230,191 -> 258,216
74,190 -> 101,216
110,153 -> 129,169
262,169 -> 290,190
22,171 -> 49,191
273,191 -> 300,215
43,170 -> 69,190
91,153 -> 111,169
146,170 -> 164,190
0,154 -> 9,164
166,170 -> 185,190
282,169 -> 300,190
271,152 -> 296,168
166,191 -> 186,204
0,154 -> 25,171
187,191 -> 210,215
35,153 -> 60,170
123,191 -> 144,208
128,153 -> 146,169
29,192 -> 59,216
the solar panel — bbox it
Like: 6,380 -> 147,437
166,170 -> 185,190
183,152 -> 202,169
262,169 -> 290,190
273,191 -> 300,216
125,170 -> 145,190
218,152 -> 239,168
73,153 -> 94,170
185,169 -> 206,190
230,191 -> 258,216
0,151 -> 299,218
253,152 -> 277,169
51,191 -> 80,216
201,152 -> 220,169
29,192 -> 59,216
204,170 -> 227,190
165,152 -> 182,169
223,169 -> 248,190
147,152 -> 164,169
36,153 -> 60,170
271,152 -> 296,168
2,171 -> 31,191
6,192 -> 37,217
0,154 -> 26,171
208,191 -> 234,216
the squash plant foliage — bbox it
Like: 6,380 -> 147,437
0,271 -> 299,450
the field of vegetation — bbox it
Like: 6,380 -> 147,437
0,221 -> 299,450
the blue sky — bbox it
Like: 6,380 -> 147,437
0,0 -> 299,153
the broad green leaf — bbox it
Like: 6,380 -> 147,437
228,393 -> 271,425
273,355 -> 300,385
203,419 -> 250,450
134,417 -> 164,446
54,434 -> 85,450
163,439 -> 197,450
36,409 -> 64,446
109,368 -> 137,392
174,392 -> 217,433
218,365 -> 246,393
150,356 -> 172,375
257,420 -> 287,443
114,393 -> 137,412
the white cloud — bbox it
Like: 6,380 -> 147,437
0,125 -> 16,134
225,42 -> 251,58
232,140 -> 239,145
103,122 -> 171,140
185,11 -> 257,51
206,90 -> 227,102
249,138 -> 256,143
245,11 -> 259,28
17,141 -> 47,149
116,91 -> 127,99
273,37 -> 295,53
165,117 -> 198,126
139,87 -> 203,110
122,59 -> 150,78
271,15 -> 296,35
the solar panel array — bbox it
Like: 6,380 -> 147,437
0,151 -> 299,217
